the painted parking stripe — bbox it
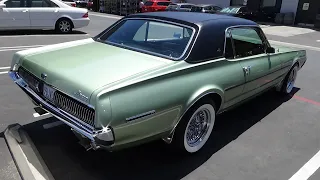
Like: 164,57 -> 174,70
0,66 -> 9,70
289,149 -> 320,180
293,95 -> 320,107
0,34 -> 89,38
269,40 -> 320,52
0,71 -> 8,75
89,13 -> 122,19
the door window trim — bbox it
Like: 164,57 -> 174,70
223,25 -> 271,60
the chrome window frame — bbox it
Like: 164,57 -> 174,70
223,25 -> 271,60
96,17 -> 199,61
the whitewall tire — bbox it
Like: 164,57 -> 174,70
171,98 -> 216,154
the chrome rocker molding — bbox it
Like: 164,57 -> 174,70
9,71 -> 115,150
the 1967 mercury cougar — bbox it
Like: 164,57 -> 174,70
9,12 -> 306,154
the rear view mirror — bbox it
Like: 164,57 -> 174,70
0,3 -> 6,8
266,47 -> 275,53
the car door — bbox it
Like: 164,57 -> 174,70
229,27 -> 271,99
0,0 -> 30,29
27,0 -> 60,28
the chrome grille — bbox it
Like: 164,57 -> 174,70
17,67 -> 95,127
53,92 -> 95,127
18,68 -> 40,92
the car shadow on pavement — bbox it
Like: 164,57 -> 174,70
3,88 -> 300,180
0,30 -> 87,36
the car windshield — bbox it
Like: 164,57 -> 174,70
97,19 -> 194,60
220,7 -> 241,13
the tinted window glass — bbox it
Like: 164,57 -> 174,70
230,28 -> 265,58
157,2 -> 170,6
191,6 -> 203,12
28,0 -> 58,7
144,1 -> 153,6
4,0 -> 26,7
180,5 -> 192,8
213,6 -> 222,10
99,19 -> 194,59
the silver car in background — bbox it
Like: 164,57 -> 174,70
165,3 -> 194,12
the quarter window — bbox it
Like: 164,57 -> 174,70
230,27 -> 266,58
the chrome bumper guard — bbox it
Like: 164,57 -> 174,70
9,71 -> 114,148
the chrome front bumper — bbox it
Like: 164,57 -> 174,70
9,71 -> 115,149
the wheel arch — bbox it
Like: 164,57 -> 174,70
163,86 -> 224,144
55,16 -> 74,28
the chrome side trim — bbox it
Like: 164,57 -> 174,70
125,110 -> 156,122
9,71 -> 114,144
223,24 -> 262,58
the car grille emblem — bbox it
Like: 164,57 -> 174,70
74,90 -> 89,101
41,73 -> 47,80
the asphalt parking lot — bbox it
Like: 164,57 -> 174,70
1,12 -> 320,180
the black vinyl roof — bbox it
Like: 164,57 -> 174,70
127,12 -> 257,26
125,12 -> 260,62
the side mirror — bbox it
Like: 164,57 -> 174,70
266,47 -> 275,54
0,3 -> 6,8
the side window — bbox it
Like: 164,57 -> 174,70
4,0 -> 26,7
28,0 -> 58,7
230,27 -> 266,58
225,29 -> 234,59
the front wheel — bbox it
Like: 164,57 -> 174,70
171,98 -> 216,154
55,19 -> 73,34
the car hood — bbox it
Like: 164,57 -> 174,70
14,38 -> 172,105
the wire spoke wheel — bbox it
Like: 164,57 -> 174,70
182,103 -> 215,153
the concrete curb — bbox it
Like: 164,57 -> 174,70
4,123 -> 55,180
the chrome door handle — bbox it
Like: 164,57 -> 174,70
54,9 -> 59,12
22,9 -> 28,12
243,66 -> 251,75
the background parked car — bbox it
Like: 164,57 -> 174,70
0,0 -> 90,33
61,0 -> 76,7
165,3 -> 194,12
75,0 -> 87,8
190,4 -> 222,14
141,0 -> 171,13
87,0 -> 93,10
216,6 -> 256,21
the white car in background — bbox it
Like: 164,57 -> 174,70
0,0 -> 90,33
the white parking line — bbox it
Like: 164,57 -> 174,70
289,149 -> 320,180
269,40 -> 320,52
0,34 -> 89,38
0,45 -> 46,49
0,71 -> 8,75
0,44 -> 47,52
89,13 -> 122,19
0,67 -> 9,70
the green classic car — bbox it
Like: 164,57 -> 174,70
9,12 -> 306,154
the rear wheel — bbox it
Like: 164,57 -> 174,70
278,64 -> 298,95
171,98 -> 216,154
55,18 -> 73,34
